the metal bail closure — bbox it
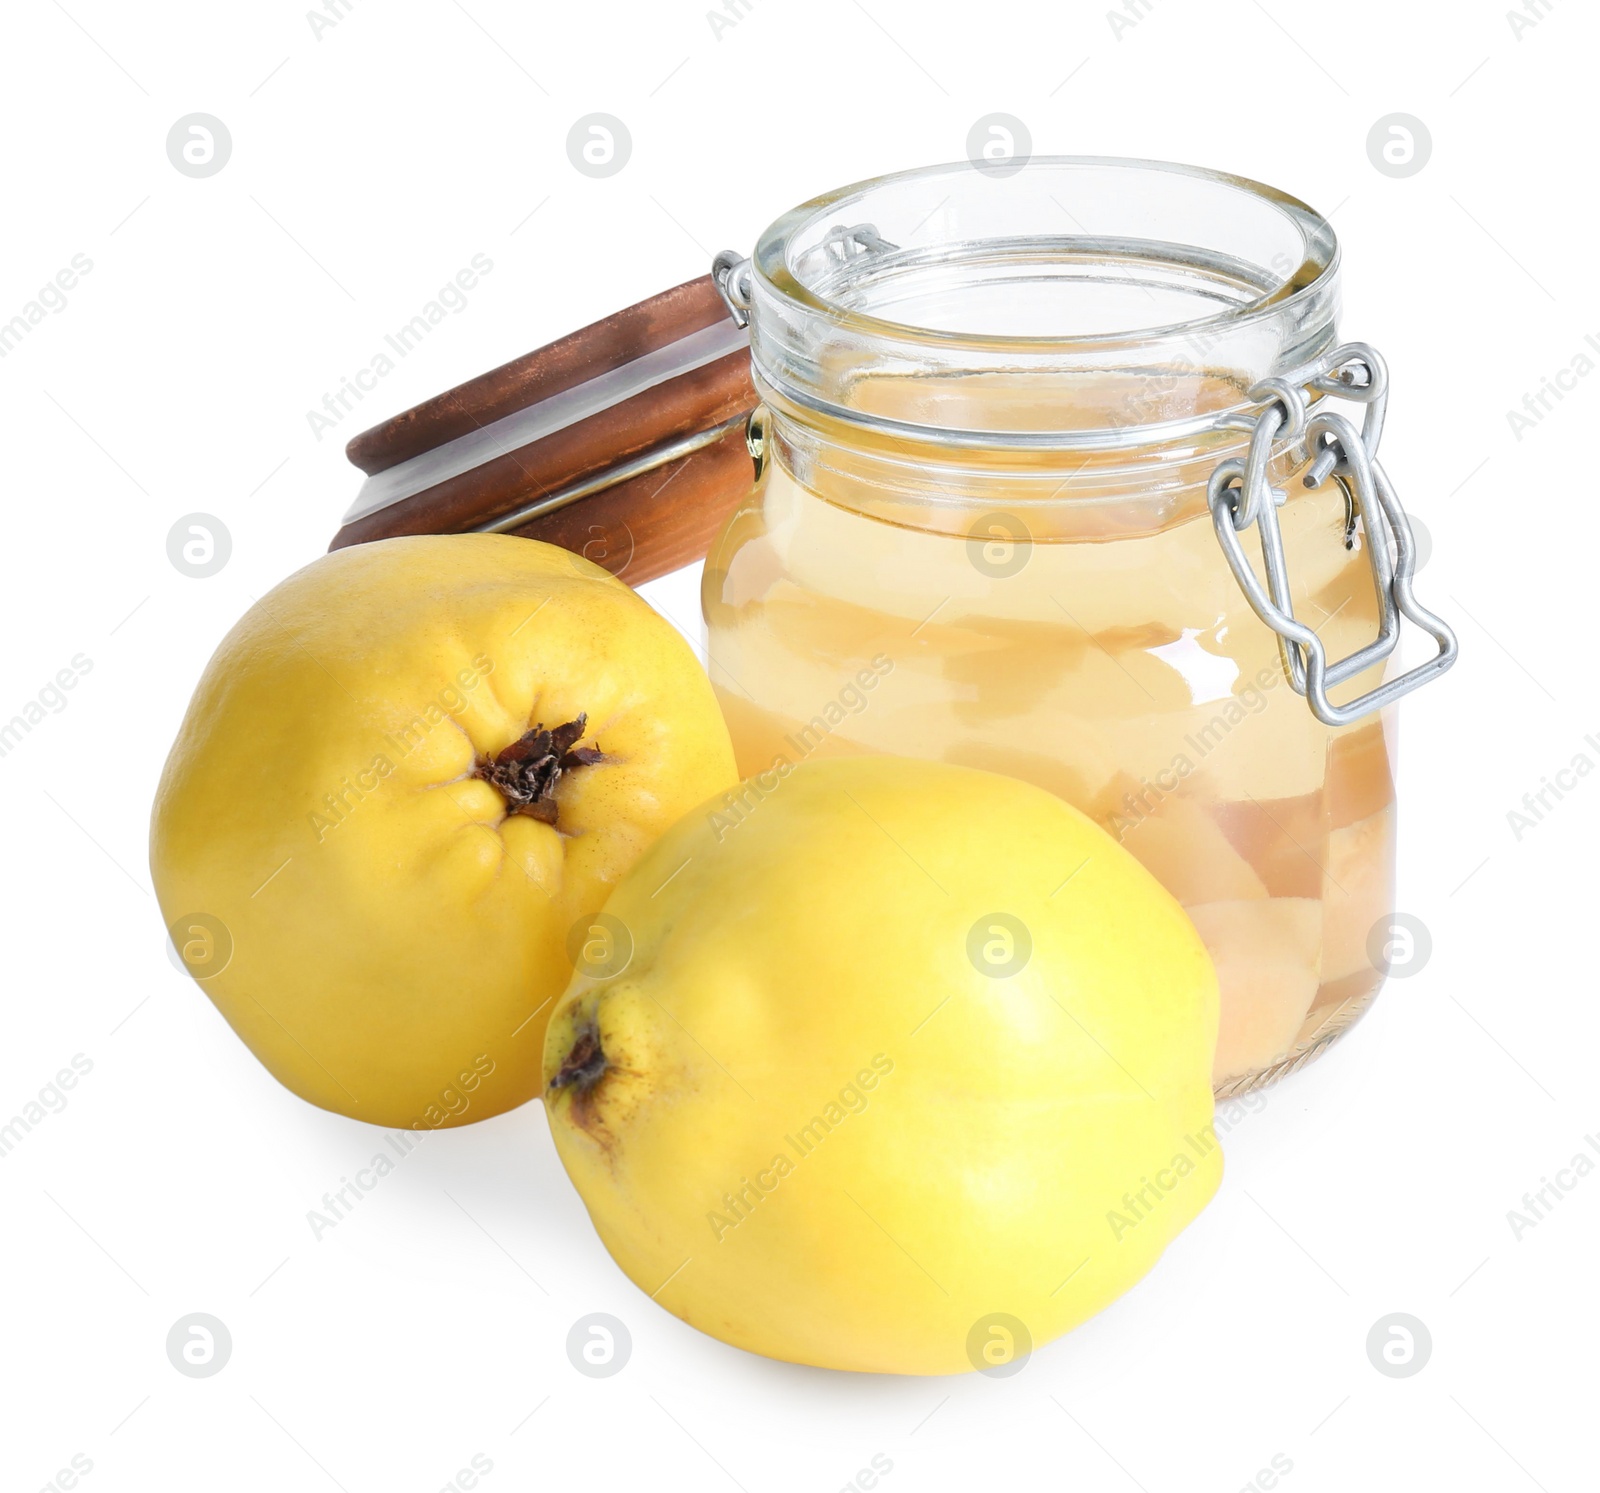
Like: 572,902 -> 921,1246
712,250 -> 753,328
1206,344 -> 1458,729
714,226 -> 898,331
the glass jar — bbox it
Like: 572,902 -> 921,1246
701,159 -> 1455,1094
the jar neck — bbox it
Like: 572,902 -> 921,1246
760,376 -> 1311,543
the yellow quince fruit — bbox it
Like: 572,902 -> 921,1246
543,755 -> 1222,1375
151,534 -> 736,1130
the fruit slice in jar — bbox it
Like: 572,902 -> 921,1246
1187,898 -> 1323,1084
1318,803 -> 1397,987
1211,792 -> 1328,899
1104,786 -> 1269,905
1326,722 -> 1396,830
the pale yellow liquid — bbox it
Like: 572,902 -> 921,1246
703,414 -> 1396,1091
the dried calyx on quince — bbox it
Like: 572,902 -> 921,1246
474,714 -> 604,826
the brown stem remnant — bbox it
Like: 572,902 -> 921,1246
475,714 -> 603,826
550,1018 -> 609,1096
549,1015 -> 613,1139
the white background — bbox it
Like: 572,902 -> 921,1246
2,1 -> 1595,1489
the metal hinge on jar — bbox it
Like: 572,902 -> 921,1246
1205,344 -> 1457,728
712,250 -> 754,328
714,225 -> 898,329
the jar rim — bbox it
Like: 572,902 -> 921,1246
752,155 -> 1339,355
747,156 -> 1342,450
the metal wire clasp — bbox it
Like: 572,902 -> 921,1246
711,250 -> 753,328
1205,344 -> 1458,728
714,227 -> 897,330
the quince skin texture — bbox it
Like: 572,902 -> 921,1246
151,534 -> 736,1129
543,755 -> 1222,1375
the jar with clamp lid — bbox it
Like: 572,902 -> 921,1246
702,158 -> 1457,1093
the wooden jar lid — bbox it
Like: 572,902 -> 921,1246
330,275 -> 757,584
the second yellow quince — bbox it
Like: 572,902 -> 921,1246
544,756 -> 1222,1374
